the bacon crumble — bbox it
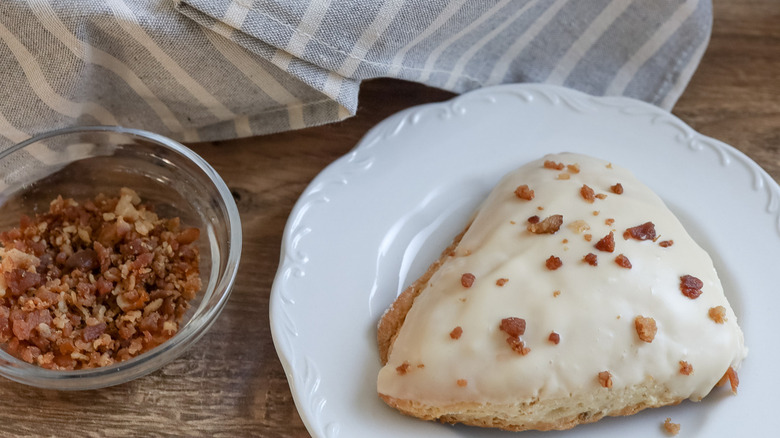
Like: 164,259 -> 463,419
553,290 -> 561,297
500,317 -> 530,355
580,184 -> 596,203
680,275 -> 703,299
567,164 -> 580,174
595,193 -> 607,200
545,256 -> 563,270
543,160 -> 564,170
708,306 -> 727,323
624,222 -> 656,241
506,337 -> 531,355
0,189 -> 201,370
583,253 -> 598,266
634,316 -> 657,343
679,360 -> 693,376
598,371 -> 613,388
594,231 -> 615,252
461,273 -> 476,288
527,215 -> 540,224
548,332 -> 560,344
450,326 -> 463,340
527,214 -> 563,234
396,361 -> 410,375
610,183 -> 624,194
514,184 -> 535,201
717,366 -> 739,394
496,278 -> 509,286
659,240 -> 674,248
615,254 -> 632,269
568,220 -> 590,233
557,173 -> 571,180
663,418 -> 680,436
457,379 -> 468,387
605,218 -> 615,226
500,317 -> 526,337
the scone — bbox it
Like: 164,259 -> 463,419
376,152 -> 747,431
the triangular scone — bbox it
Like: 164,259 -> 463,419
377,153 -> 747,432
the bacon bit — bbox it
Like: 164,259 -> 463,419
457,379 -> 468,387
544,160 -> 564,170
680,275 -> 703,299
527,214 -> 563,234
557,173 -> 571,180
537,206 -> 544,211
584,234 -> 592,242
82,322 -> 107,342
583,253 -> 598,266
605,218 -> 615,226
717,366 -> 739,394
506,337 -> 531,355
396,361 -> 410,375
553,290 -> 561,297
562,239 -> 568,244
450,326 -> 463,340
509,220 -> 516,225
709,306 -> 727,323
514,184 -> 535,201
461,273 -> 476,288
567,164 -> 580,174
580,185 -> 596,203
663,418 -> 680,436
595,193 -> 607,200
679,360 -> 693,376
659,240 -> 674,248
594,232 -> 615,252
568,220 -> 590,233
496,278 -> 508,286
545,256 -> 563,270
624,222 -> 657,241
548,332 -> 560,344
527,215 -> 540,224
499,317 -> 526,337
634,316 -> 657,343
417,364 -> 425,368
615,254 -> 632,269
499,317 -> 531,353
592,211 -> 600,216
598,371 -> 613,388
606,163 -> 613,169
610,183 -> 624,195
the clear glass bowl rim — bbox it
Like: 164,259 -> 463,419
0,125 -> 242,389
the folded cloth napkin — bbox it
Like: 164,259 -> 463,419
0,0 -> 712,147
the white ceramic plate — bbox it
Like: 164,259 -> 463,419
270,84 -> 779,437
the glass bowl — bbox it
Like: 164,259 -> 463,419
0,126 -> 241,389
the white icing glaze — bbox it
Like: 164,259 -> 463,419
377,153 -> 747,406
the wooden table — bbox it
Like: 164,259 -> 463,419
0,1 -> 776,436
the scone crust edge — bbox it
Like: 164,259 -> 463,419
377,227 -> 467,365
379,387 -> 685,432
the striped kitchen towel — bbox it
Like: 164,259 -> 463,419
0,0 -> 712,147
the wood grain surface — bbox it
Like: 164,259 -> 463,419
0,1 -> 776,437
